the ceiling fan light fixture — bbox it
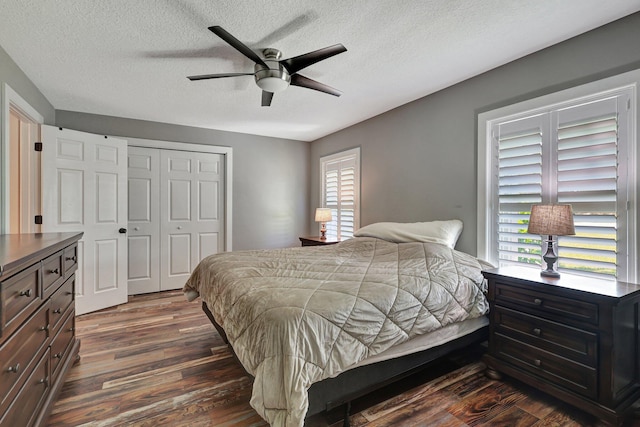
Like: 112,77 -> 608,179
256,75 -> 290,93
255,58 -> 291,93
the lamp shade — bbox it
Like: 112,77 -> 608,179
315,208 -> 332,223
527,204 -> 576,236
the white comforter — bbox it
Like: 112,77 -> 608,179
183,237 -> 489,427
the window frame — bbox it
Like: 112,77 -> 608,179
319,147 -> 361,240
477,70 -> 639,282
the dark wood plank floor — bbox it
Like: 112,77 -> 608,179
48,291 -> 640,427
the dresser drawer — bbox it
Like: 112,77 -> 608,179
0,348 -> 50,427
494,281 -> 599,326
63,243 -> 79,277
42,250 -> 64,299
50,308 -> 75,384
0,263 -> 41,339
495,332 -> 597,399
50,276 -> 75,334
494,305 -> 597,367
0,301 -> 49,414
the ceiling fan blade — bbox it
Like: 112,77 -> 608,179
290,74 -> 342,96
187,72 -> 254,81
281,44 -> 347,74
209,26 -> 268,68
262,91 -> 274,107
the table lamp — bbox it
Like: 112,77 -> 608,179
315,208 -> 333,240
527,204 -> 575,277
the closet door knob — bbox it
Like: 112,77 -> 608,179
119,228 -> 127,234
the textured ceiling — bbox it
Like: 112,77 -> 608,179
1,1 -> 639,141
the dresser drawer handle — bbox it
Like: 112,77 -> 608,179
39,324 -> 50,332
53,307 -> 62,314
7,363 -> 20,374
65,255 -> 77,262
38,377 -> 49,387
533,328 -> 541,336
49,268 -> 60,275
53,352 -> 63,359
533,359 -> 542,367
533,298 -> 542,305
68,327 -> 75,332
19,289 -> 33,298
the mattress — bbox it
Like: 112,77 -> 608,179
347,315 -> 488,370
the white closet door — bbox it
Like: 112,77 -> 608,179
160,150 -> 224,290
41,125 -> 128,315
127,147 -> 160,294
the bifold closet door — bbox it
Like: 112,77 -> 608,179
160,150 -> 224,290
127,146 -> 161,295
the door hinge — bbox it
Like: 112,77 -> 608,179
34,215 -> 43,224
34,142 -> 43,151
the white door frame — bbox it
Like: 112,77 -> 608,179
126,137 -> 233,251
1,83 -> 44,234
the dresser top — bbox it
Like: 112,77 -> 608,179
0,233 -> 84,278
483,266 -> 640,299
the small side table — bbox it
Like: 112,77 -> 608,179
299,236 -> 340,247
482,266 -> 640,426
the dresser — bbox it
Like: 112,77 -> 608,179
482,266 -> 640,426
0,232 -> 83,427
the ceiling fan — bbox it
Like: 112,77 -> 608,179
187,26 -> 347,106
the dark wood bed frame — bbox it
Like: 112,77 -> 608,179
202,301 -> 488,426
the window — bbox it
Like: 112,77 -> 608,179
478,72 -> 638,281
320,147 -> 360,240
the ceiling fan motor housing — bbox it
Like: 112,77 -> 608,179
255,48 -> 291,93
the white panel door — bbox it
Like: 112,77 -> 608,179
160,150 -> 224,290
127,146 -> 160,294
41,125 -> 128,315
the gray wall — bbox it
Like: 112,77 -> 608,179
0,45 -> 55,124
310,12 -> 640,256
56,111 -> 310,250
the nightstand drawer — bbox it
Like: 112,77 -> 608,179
494,306 -> 597,366
495,332 -> 597,399
494,281 -> 598,325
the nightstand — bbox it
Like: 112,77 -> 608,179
482,266 -> 640,426
299,236 -> 340,247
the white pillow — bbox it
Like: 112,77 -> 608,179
353,220 -> 463,248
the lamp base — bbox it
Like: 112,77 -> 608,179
540,269 -> 560,278
540,235 -> 560,278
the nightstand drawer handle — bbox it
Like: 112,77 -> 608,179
533,359 -> 542,367
533,328 -> 541,336
533,298 -> 542,305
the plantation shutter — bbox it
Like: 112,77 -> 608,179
495,115 -> 544,266
555,98 -> 620,276
493,95 -> 626,279
321,148 -> 360,240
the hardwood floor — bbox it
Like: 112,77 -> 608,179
48,291 -> 640,427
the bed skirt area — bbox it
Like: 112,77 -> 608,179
201,301 -> 488,419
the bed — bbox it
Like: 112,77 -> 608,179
183,220 -> 491,427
